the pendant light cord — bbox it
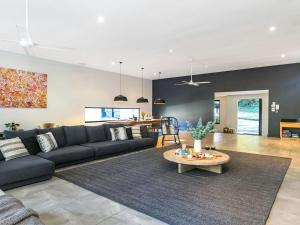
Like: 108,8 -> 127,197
119,62 -> 123,94
158,72 -> 161,97
190,58 -> 193,82
141,67 -> 144,97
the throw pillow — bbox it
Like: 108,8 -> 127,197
4,129 -> 40,155
36,132 -> 58,152
0,137 -> 29,161
131,125 -> 142,139
125,127 -> 133,139
110,127 -> 128,141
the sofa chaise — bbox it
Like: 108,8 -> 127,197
0,124 -> 158,190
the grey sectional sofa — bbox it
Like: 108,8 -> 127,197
0,124 -> 158,190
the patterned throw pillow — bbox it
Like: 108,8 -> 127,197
0,137 -> 29,161
110,127 -> 128,141
131,125 -> 142,139
36,132 -> 58,152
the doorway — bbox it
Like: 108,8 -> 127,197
237,98 -> 262,135
214,90 -> 269,136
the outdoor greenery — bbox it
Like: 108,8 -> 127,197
238,99 -> 259,121
237,98 -> 260,135
186,118 -> 215,140
238,99 -> 259,113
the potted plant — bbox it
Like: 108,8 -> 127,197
186,118 -> 215,153
5,122 -> 20,132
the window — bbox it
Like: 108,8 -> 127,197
85,107 -> 140,122
214,100 -> 220,124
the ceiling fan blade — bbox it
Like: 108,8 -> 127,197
0,39 -> 19,44
174,80 -> 190,85
194,81 -> 211,84
35,45 -> 75,51
174,83 -> 189,86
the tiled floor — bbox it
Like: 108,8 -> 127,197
7,133 -> 300,225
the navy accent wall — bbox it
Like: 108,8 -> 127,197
152,63 -> 300,137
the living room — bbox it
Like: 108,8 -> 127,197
0,1 -> 300,225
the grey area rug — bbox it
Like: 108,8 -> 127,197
56,148 -> 291,225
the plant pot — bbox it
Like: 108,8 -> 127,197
194,139 -> 202,153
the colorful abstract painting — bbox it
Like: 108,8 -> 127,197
0,67 -> 47,108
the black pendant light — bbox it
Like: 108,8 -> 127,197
154,72 -> 166,104
114,61 -> 128,102
137,67 -> 149,103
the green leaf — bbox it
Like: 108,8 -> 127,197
186,117 -> 215,140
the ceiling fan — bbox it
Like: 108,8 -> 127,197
175,59 -> 211,86
0,0 -> 74,55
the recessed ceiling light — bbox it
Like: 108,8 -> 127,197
169,49 -> 173,53
153,72 -> 157,76
97,16 -> 105,23
269,26 -> 277,32
111,61 -> 116,65
281,54 -> 286,58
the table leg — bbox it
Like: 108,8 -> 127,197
177,164 -> 196,173
177,164 -> 223,174
197,165 -> 222,174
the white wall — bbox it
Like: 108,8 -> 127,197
0,51 -> 152,131
215,93 -> 269,136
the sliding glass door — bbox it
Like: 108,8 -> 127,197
237,98 -> 262,135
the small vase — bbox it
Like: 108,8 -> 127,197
194,139 -> 202,153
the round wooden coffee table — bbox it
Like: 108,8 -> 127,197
163,149 -> 230,174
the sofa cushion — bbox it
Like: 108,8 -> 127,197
140,125 -> 148,138
82,141 -> 130,157
4,129 -> 37,139
4,129 -> 40,155
0,155 -> 54,187
63,126 -> 88,146
86,125 -> 106,143
0,152 -> 4,161
37,145 -> 94,166
38,127 -> 66,147
123,138 -> 154,150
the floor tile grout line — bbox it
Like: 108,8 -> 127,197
94,209 -> 126,225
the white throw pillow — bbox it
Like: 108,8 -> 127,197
0,137 -> 29,161
131,125 -> 142,139
36,132 -> 58,152
110,127 -> 128,141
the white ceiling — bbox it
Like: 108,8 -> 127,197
0,0 -> 299,80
